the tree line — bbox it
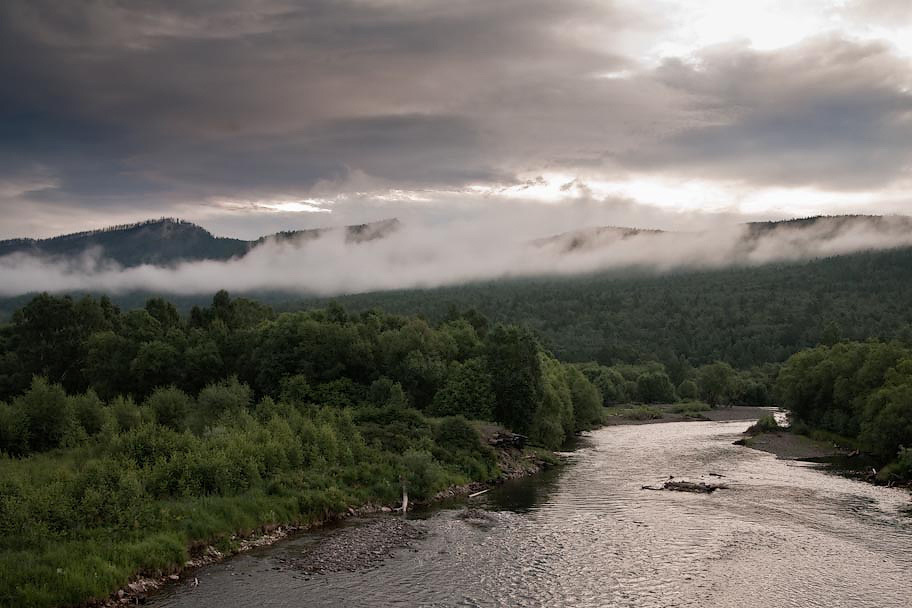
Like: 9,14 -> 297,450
775,340 -> 912,481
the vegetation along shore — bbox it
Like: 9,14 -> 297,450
1,292 -> 911,607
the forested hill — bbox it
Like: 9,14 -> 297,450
0,217 -> 400,268
293,246 -> 912,370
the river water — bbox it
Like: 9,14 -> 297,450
150,420 -> 911,607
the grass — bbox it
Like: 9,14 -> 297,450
669,401 -> 712,416
604,405 -> 663,420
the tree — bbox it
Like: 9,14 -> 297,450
484,325 -> 543,434
428,358 -> 495,420
130,340 -> 182,397
697,362 -> 736,406
564,365 -> 603,431
530,355 -> 573,448
821,320 -> 843,346
677,379 -> 699,400
83,331 -> 136,400
636,371 -> 677,404
14,376 -> 75,452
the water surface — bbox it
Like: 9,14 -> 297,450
151,421 -> 912,607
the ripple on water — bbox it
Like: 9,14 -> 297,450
151,421 -> 912,608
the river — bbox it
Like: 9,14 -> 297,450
149,420 -> 912,607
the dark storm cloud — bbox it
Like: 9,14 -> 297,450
629,37 -> 912,189
1,0 -> 911,238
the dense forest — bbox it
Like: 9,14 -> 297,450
293,247 -> 912,369
0,292 -> 612,608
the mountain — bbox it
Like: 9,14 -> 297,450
532,226 -> 664,253
533,215 -> 912,255
0,217 -> 401,268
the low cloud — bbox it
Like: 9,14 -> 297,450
1,214 -> 909,298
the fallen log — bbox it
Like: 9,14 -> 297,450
641,480 -> 727,493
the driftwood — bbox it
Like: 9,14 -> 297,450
488,432 -> 527,449
641,480 -> 727,493
468,488 -> 490,498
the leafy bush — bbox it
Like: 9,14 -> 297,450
746,414 -> 780,435
636,371 -> 677,404
677,379 -> 699,401
145,386 -> 192,431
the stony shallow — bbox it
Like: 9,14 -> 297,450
277,518 -> 426,574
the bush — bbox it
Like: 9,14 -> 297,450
677,380 -> 699,401
145,386 -> 192,431
636,372 -> 677,404
433,416 -> 482,452
746,414 -> 780,435
196,377 -> 252,421
110,396 -> 142,432
400,449 -> 449,501
70,390 -> 106,436
0,402 -> 29,456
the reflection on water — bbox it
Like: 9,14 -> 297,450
151,421 -> 912,608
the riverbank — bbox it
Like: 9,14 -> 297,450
91,440 -> 557,607
734,426 -> 912,492
735,430 -> 847,460
603,403 -> 774,425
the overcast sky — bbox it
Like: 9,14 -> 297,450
2,0 -> 911,239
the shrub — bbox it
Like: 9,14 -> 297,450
110,396 -> 142,432
196,377 -> 252,421
70,390 -> 106,436
636,372 -> 677,404
0,402 -> 29,455
746,414 -> 780,435
677,379 -> 699,401
433,416 -> 481,452
145,386 -> 192,431
400,449 -> 448,500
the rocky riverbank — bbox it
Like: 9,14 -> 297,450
89,436 -> 557,607
277,518 -> 427,574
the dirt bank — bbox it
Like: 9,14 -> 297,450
736,431 -> 847,460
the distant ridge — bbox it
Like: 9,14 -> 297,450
534,214 -> 912,254
0,217 -> 401,268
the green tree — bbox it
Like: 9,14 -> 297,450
131,340 -> 182,397
636,371 -> 677,404
564,365 -> 603,431
428,358 -> 495,420
697,362 -> 736,406
677,379 -> 699,400
484,325 -> 544,434
14,376 -> 75,452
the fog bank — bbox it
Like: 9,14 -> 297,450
1,215 -> 910,297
